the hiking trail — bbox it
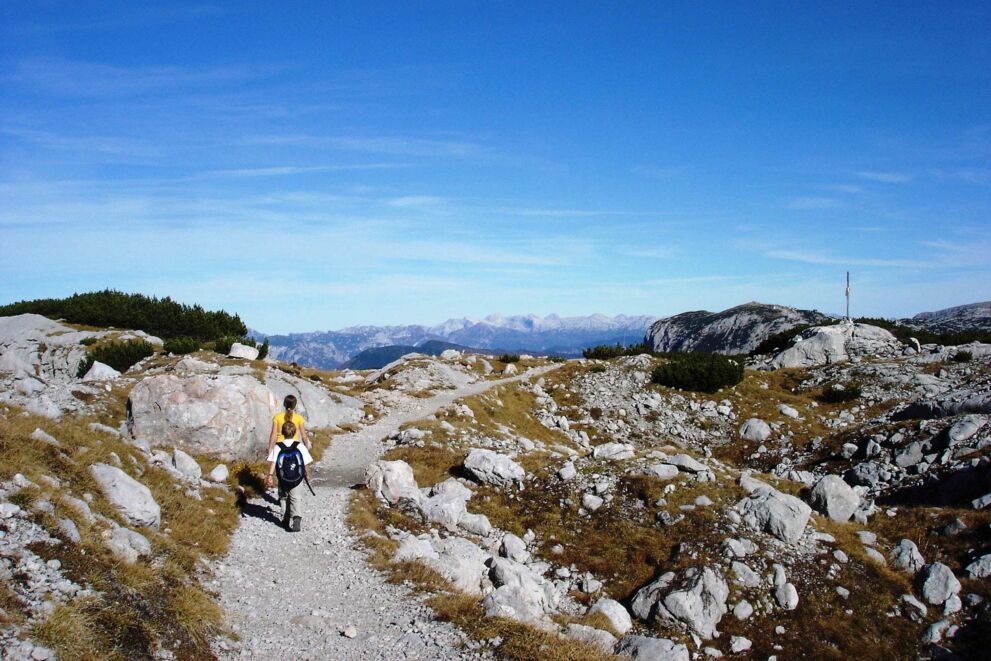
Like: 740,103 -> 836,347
210,365 -> 560,659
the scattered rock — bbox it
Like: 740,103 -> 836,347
740,418 -> 771,442
808,475 -> 860,522
463,448 -> 525,486
89,463 -> 161,528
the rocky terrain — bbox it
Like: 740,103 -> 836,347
645,302 -> 831,355
2,308 -> 990,660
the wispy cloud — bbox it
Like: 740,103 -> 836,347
627,247 -> 676,260
201,163 -> 412,178
245,134 -> 487,158
765,249 -> 927,268
786,196 -> 842,210
855,170 -> 913,183
6,57 -> 279,97
932,168 -> 991,185
818,184 -> 864,194
387,195 -> 446,207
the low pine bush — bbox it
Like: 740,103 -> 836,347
163,337 -> 200,355
651,352 -> 743,393
582,343 -> 650,359
497,354 -> 520,363
257,338 -> 270,360
77,340 -> 155,376
952,350 -> 973,363
819,382 -> 862,403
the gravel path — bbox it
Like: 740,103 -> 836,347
211,365 -> 559,660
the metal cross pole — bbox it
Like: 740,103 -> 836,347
845,271 -> 851,321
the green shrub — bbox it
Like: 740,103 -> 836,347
952,350 -> 973,363
163,337 -> 200,355
76,340 -> 155,377
818,382 -> 862,403
257,338 -> 270,361
497,354 -> 520,363
589,365 -> 607,373
651,352 -> 744,393
0,289 -> 246,341
583,343 -> 649,359
214,335 -> 256,355
854,317 -> 991,346
79,337 -> 97,347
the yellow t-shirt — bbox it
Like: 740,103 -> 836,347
273,411 -> 306,441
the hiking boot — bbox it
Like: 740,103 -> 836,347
291,516 -> 302,532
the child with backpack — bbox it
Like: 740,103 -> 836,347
265,420 -> 313,532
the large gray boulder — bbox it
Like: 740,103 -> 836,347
889,539 -> 925,574
419,491 -> 467,531
948,415 -> 986,444
735,485 -> 811,543
463,449 -> 525,486
739,418 -> 771,442
392,532 -> 489,595
770,321 -> 900,369
82,361 -> 121,382
563,624 -> 616,653
89,464 -> 161,528
486,556 -> 557,619
102,526 -> 152,564
228,342 -> 259,360
808,475 -> 859,522
172,449 -> 202,481
614,635 -> 690,660
631,567 -> 729,639
918,563 -> 961,605
127,373 -> 277,459
365,460 -> 421,505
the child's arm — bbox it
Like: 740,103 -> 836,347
265,460 -> 276,488
299,420 -> 310,449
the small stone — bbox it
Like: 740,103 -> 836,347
342,626 -> 358,638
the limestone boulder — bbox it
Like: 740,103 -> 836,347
365,460 -> 421,505
631,567 -> 729,639
172,449 -> 202,481
739,418 -> 771,442
808,475 -> 860,522
735,485 -> 811,543
127,373 -> 277,459
563,624 -> 616,653
918,563 -> 961,605
208,464 -> 229,483
82,361 -> 121,382
228,343 -> 259,360
463,449 -> 525,486
89,464 -> 161,528
102,526 -> 152,564
889,539 -> 925,574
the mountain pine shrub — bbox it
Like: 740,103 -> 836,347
163,337 -> 200,355
213,335 -> 256,356
76,340 -> 156,376
651,352 -> 744,393
497,353 -> 520,363
952,350 -> 973,363
257,338 -> 270,360
0,289 -> 246,341
583,343 -> 650,359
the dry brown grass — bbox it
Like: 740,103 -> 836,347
0,406 -> 237,658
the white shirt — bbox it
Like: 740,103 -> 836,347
267,439 -> 313,465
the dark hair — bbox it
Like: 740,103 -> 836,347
281,420 -> 297,439
283,395 -> 297,419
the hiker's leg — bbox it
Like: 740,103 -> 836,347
286,482 -> 303,520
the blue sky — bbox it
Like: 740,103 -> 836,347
1,1 -> 989,333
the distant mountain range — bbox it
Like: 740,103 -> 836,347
253,313 -> 657,369
252,301 -> 991,370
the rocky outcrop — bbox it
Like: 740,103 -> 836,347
909,301 -> 991,334
808,475 -> 860,522
645,302 -> 829,355
365,460 -> 421,505
769,321 -> 901,369
735,481 -> 811,543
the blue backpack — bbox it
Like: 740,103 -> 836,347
275,441 -> 305,488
